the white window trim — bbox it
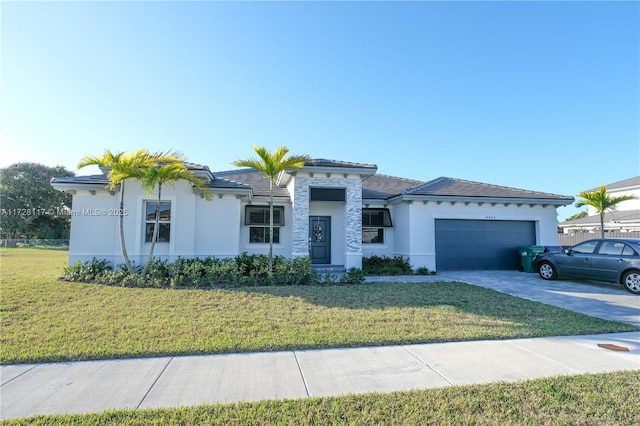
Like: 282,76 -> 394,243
135,195 -> 177,254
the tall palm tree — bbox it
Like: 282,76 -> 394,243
233,145 -> 309,274
139,156 -> 211,277
575,185 -> 637,238
78,149 -> 152,273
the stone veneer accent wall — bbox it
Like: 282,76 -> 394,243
291,175 -> 363,267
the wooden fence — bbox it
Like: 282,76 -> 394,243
557,232 -> 640,247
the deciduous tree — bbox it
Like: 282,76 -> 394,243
0,163 -> 74,241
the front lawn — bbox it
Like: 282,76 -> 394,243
4,371 -> 639,425
1,248 -> 637,364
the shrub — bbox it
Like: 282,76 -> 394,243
362,255 -> 413,276
61,258 -> 112,282
340,267 -> 366,284
415,266 -> 435,275
59,254 -> 324,288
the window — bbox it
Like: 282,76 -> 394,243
598,241 -> 625,256
570,240 -> 598,254
246,206 -> 283,244
311,188 -> 345,202
145,201 -> 171,243
362,208 -> 392,244
362,209 -> 392,227
250,227 -> 280,243
245,206 -> 284,226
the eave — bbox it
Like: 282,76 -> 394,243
387,194 -> 575,207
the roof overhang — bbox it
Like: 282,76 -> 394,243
387,194 -> 575,207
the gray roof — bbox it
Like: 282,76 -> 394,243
402,177 -> 574,202
362,174 -> 425,199
214,169 -> 288,198
51,170 -> 250,192
51,175 -> 110,185
586,176 -> 640,192
184,162 -> 211,172
51,158 -> 573,203
304,158 -> 377,170
559,209 -> 640,226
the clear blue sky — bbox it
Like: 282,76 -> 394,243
2,1 -> 638,221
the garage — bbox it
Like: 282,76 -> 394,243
435,219 -> 536,271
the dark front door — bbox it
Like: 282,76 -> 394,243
309,216 -> 331,264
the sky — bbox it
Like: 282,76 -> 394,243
2,1 -> 639,221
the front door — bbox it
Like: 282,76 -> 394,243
309,216 -> 331,264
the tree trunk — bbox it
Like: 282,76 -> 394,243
143,183 -> 161,278
268,178 -> 274,276
600,211 -> 605,239
119,180 -> 134,273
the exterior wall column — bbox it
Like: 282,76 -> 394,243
291,179 -> 310,258
345,183 -> 363,269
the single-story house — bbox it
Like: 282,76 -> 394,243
558,176 -> 640,234
51,159 -> 574,271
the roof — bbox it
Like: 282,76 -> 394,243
51,157 -> 573,204
402,177 -> 574,202
304,159 -> 377,170
51,174 -> 110,185
51,170 -> 251,193
362,174 -> 425,199
559,209 -> 640,226
586,176 -> 640,192
214,169 -> 289,198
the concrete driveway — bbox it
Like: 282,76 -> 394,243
366,270 -> 640,327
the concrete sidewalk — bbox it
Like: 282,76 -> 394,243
2,332 -> 639,420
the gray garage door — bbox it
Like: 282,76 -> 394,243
435,219 -> 536,271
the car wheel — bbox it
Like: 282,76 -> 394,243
538,262 -> 557,280
622,270 -> 640,295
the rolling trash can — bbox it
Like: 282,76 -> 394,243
518,245 -> 545,273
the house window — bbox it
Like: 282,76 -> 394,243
246,206 -> 284,244
250,227 -> 280,243
245,206 -> 284,226
311,188 -> 346,202
145,201 -> 171,243
362,208 -> 392,244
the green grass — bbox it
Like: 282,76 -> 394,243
4,370 -> 639,425
1,248 -> 637,364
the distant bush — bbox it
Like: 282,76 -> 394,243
61,253 -> 365,287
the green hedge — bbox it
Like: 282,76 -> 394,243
61,254 -> 366,287
362,255 -> 435,276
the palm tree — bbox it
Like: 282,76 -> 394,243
233,145 -> 309,274
78,149 -> 151,273
139,155 -> 211,277
575,185 -> 637,238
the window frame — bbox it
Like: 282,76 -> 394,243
249,226 -> 281,244
362,208 -> 393,227
144,200 -> 172,243
245,205 -> 284,226
362,208 -> 392,244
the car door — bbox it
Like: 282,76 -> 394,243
590,241 -> 635,282
560,240 -> 600,278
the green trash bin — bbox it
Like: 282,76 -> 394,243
518,245 -> 544,273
